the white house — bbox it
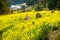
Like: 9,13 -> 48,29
10,5 -> 21,10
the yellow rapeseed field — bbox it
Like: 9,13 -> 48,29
0,10 -> 60,40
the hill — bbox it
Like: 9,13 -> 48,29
0,10 -> 60,40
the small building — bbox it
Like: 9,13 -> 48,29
10,5 -> 21,11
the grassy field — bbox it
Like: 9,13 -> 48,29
0,10 -> 60,40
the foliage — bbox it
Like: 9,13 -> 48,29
21,5 -> 25,10
34,4 -> 44,11
0,0 -> 9,15
48,0 -> 60,10
26,0 -> 60,10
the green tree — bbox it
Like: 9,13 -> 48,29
26,0 -> 44,11
26,0 -> 60,10
48,0 -> 60,10
0,0 -> 8,15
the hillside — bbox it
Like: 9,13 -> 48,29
0,10 -> 60,40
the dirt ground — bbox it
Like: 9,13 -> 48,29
48,29 -> 60,40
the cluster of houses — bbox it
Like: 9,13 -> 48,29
10,3 -> 33,13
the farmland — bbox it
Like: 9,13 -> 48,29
0,10 -> 60,40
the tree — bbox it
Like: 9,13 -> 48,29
0,0 -> 8,15
55,0 -> 60,10
26,0 -> 41,5
26,0 -> 60,10
48,0 -> 60,10
26,0 -> 44,11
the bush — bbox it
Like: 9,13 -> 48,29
21,5 -> 25,10
34,4 -> 44,11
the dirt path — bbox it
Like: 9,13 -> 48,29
48,29 -> 60,40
